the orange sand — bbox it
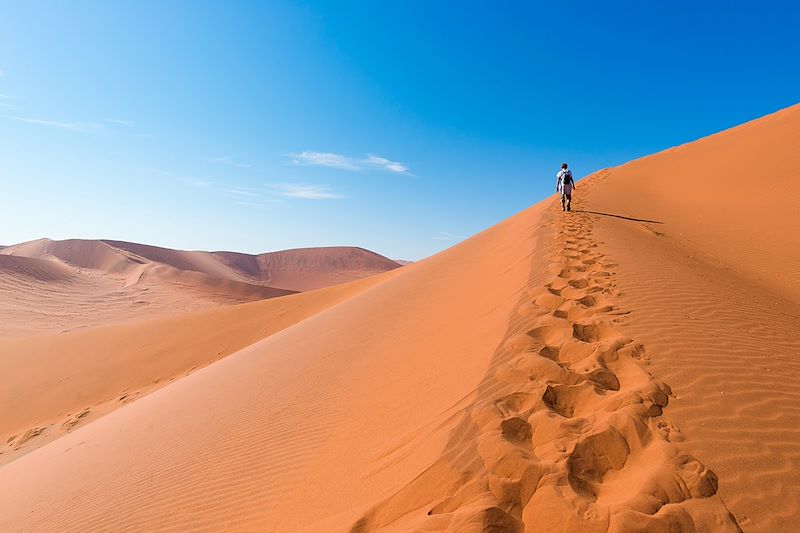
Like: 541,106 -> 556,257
1,104 -> 798,532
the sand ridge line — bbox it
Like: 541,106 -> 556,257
351,184 -> 742,532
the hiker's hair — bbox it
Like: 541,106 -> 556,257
561,163 -> 568,169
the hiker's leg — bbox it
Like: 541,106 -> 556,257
561,193 -> 566,211
566,193 -> 572,211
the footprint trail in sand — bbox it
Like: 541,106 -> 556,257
353,190 -> 742,532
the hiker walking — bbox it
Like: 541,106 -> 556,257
556,163 -> 575,212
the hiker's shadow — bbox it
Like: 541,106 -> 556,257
572,210 -> 664,224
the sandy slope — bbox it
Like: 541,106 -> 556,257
0,272 -> 390,467
579,103 -> 800,531
1,104 -> 797,532
0,203 -> 737,530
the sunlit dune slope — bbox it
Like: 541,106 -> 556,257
579,102 -> 800,531
0,271 -> 390,467
586,103 -> 800,301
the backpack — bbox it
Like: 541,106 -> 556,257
562,170 -> 572,186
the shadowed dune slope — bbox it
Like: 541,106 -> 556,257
580,103 -> 800,531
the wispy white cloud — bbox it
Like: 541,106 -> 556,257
287,151 -> 410,175
225,187 -> 258,198
225,187 -> 281,207
234,200 -> 266,209
105,118 -> 131,125
0,96 -> 17,109
433,231 -> 467,241
14,117 -> 103,132
211,155 -> 252,169
269,183 -> 344,200
180,176 -> 213,188
142,167 -> 214,189
288,151 -> 361,171
363,155 -> 410,174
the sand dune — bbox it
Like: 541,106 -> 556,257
0,239 -> 399,337
579,103 -> 800,531
0,254 -> 291,338
1,104 -> 798,531
218,246 -> 404,291
0,206 -> 735,530
2,239 -> 401,290
0,272 -> 390,467
0,254 -> 75,282
100,240 -> 402,291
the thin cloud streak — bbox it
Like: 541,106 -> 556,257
288,151 -> 410,175
226,187 -> 258,198
270,183 -> 344,200
14,117 -> 103,132
288,151 -> 361,171
234,200 -> 267,209
211,155 -> 252,169
142,167 -> 215,189
363,155 -> 409,174
179,176 -> 214,189
0,94 -> 16,108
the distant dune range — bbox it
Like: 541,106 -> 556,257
0,104 -> 798,532
0,239 -> 400,337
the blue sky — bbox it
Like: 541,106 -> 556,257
1,1 -> 798,260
